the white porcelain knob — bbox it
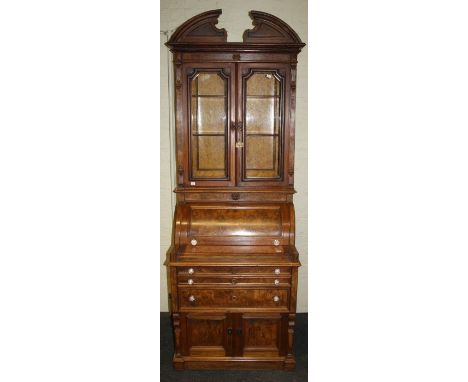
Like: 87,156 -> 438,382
273,296 -> 280,302
188,268 -> 194,275
274,279 -> 280,285
188,279 -> 194,285
274,268 -> 281,275
188,295 -> 195,302
273,239 -> 280,246
191,239 -> 197,246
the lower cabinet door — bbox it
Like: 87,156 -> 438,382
179,312 -> 287,358
235,313 -> 287,357
182,313 -> 233,357
236,313 -> 288,358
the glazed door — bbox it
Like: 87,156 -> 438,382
184,63 -> 236,187
236,64 -> 291,187
181,313 -> 233,357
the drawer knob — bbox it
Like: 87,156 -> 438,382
273,239 -> 280,246
232,295 -> 238,300
274,268 -> 281,275
188,268 -> 194,275
190,239 -> 197,246
231,279 -> 237,285
187,279 -> 194,285
188,295 -> 196,302
274,279 -> 280,285
273,295 -> 280,302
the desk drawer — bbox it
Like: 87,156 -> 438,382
177,266 -> 291,276
178,275 -> 291,287
178,267 -> 232,275
235,267 -> 291,275
179,288 -> 289,309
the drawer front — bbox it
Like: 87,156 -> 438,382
179,288 -> 289,309
178,275 -> 291,287
178,266 -> 233,275
177,266 -> 291,276
234,267 -> 291,275
183,192 -> 289,203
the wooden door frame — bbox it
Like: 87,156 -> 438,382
235,62 -> 292,188
181,62 -> 236,188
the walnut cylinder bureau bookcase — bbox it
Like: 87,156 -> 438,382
164,9 -> 305,370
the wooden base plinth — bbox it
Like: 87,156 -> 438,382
172,355 -> 296,371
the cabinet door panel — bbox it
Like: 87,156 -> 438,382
237,64 -> 291,186
185,64 -> 235,186
182,313 -> 232,357
235,313 -> 287,357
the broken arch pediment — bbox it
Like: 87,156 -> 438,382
166,9 -> 304,47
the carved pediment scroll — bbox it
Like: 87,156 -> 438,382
167,9 -> 227,44
243,10 -> 304,44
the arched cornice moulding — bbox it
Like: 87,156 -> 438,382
166,9 -> 227,44
166,9 -> 305,52
243,10 -> 303,44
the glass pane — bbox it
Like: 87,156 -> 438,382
192,136 -> 226,178
245,136 -> 279,178
245,98 -> 280,134
246,73 -> 278,96
191,97 -> 226,134
190,71 -> 227,179
192,73 -> 225,95
244,72 -> 282,179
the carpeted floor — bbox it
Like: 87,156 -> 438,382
160,312 -> 308,382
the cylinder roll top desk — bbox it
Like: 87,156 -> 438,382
164,9 -> 305,370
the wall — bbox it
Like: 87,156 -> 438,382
160,0 -> 308,312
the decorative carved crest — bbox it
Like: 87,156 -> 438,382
243,10 -> 304,44
166,9 -> 227,45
